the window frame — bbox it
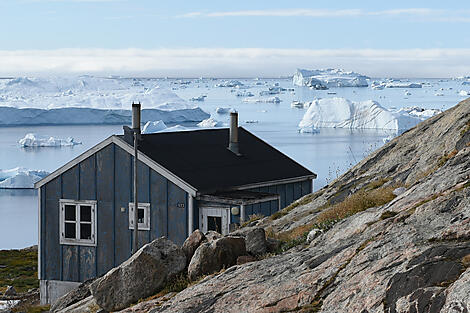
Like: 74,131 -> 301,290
59,199 -> 97,246
128,202 -> 150,231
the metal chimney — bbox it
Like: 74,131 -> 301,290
228,112 -> 240,155
132,102 -> 141,254
132,102 -> 141,131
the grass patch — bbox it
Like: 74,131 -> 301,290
460,120 -> 470,137
315,185 -> 397,225
270,194 -> 316,220
366,177 -> 390,190
462,254 -> 470,268
240,213 -> 264,228
380,211 -> 398,220
437,149 -> 458,168
0,249 -> 38,293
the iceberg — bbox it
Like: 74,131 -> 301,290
18,133 -> 81,147
215,107 -> 232,114
293,69 -> 369,88
142,120 -> 168,134
235,91 -> 254,97
243,96 -> 281,104
298,97 -> 429,131
459,90 -> 469,96
397,106 -> 441,118
385,82 -> 422,88
0,76 -> 210,125
197,118 -> 220,128
0,167 -> 49,189
189,95 -> 206,101
215,80 -> 244,88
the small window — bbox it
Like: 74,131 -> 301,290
129,203 -> 150,231
60,200 -> 97,246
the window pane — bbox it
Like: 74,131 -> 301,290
65,222 -> 76,238
65,205 -> 76,221
138,208 -> 144,224
80,224 -> 91,240
80,205 -> 92,222
207,216 -> 222,233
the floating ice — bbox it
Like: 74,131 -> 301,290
0,167 -> 49,189
197,118 -> 220,128
18,133 -> 81,147
243,96 -> 281,103
435,93 -> 444,96
459,90 -> 469,96
0,76 -> 209,125
298,97 -> 432,131
215,107 -> 232,114
142,120 -> 168,134
215,80 -> 244,88
189,95 -> 206,101
385,82 -> 422,88
398,106 -> 442,118
235,91 -> 254,97
293,69 -> 369,88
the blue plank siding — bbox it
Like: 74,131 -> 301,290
79,156 -> 97,280
150,170 -> 167,239
40,187 -> 46,280
137,161 -> 150,250
96,145 -> 115,276
167,181 -> 187,245
44,176 -> 61,280
113,144 -> 132,266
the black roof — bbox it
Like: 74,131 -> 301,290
120,127 -> 315,193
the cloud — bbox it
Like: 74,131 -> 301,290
178,8 -> 441,18
1,48 -> 470,77
177,8 -> 470,22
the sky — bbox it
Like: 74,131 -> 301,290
1,0 -> 470,77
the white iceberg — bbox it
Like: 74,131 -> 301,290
398,106 -> 442,118
385,82 -> 422,88
215,80 -> 244,88
0,167 -> 49,189
243,96 -> 281,104
298,97 -> 428,131
18,133 -> 81,147
235,91 -> 254,97
189,95 -> 206,101
0,76 -> 210,126
197,118 -> 220,128
142,120 -> 168,134
293,69 -> 369,88
459,90 -> 469,96
215,107 -> 232,114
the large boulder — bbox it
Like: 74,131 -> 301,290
231,227 -> 268,256
188,236 -> 246,280
51,279 -> 93,312
4,286 -> 16,296
55,296 -> 102,313
90,237 -> 186,312
205,230 -> 222,242
182,229 -> 206,265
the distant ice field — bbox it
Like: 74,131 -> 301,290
0,75 -> 468,248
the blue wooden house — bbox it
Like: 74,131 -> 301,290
35,112 -> 316,304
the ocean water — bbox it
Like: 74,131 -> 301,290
0,77 -> 467,249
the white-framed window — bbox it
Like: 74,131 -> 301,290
129,202 -> 150,231
59,199 -> 97,246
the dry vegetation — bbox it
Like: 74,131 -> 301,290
267,181 -> 399,251
0,248 -> 38,293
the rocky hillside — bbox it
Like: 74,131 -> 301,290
149,99 -> 470,312
51,98 -> 470,313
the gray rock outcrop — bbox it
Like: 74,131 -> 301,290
50,279 -> 93,312
90,237 -> 186,312
231,227 -> 268,256
182,229 -> 206,265
188,236 -> 246,280
4,286 -> 16,296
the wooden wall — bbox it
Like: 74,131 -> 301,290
40,143 -> 188,282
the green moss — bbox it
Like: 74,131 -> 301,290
0,249 -> 38,293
